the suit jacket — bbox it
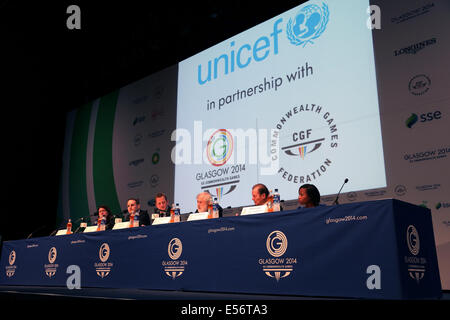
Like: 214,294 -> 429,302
123,210 -> 151,226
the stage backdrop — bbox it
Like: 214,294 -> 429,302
56,0 -> 450,289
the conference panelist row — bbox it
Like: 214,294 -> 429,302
56,183 -> 322,236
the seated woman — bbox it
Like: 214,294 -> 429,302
97,205 -> 115,230
297,184 -> 321,208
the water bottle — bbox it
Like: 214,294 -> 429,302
267,190 -> 274,212
100,215 -> 106,231
97,217 -> 102,231
170,204 -> 175,223
208,199 -> 213,219
213,198 -> 219,218
174,203 -> 181,222
134,210 -> 140,227
129,212 -> 135,228
273,189 -> 281,212
66,219 -> 72,234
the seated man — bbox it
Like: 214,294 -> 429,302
195,191 -> 223,217
154,192 -> 171,217
124,197 -> 151,226
251,183 -> 270,206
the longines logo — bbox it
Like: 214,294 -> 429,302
5,250 -> 17,277
162,238 -> 188,279
95,243 -> 113,278
405,225 -> 427,283
44,247 -> 58,278
273,104 -> 338,184
258,231 -> 298,282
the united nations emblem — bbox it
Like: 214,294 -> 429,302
286,2 -> 329,47
95,243 -> 113,278
259,231 -> 297,282
44,247 -> 58,278
163,238 -> 188,279
5,250 -> 17,277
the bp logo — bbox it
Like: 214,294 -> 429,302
5,250 -> 17,277
286,2 -> 329,47
44,247 -> 58,278
273,103 -> 338,184
259,231 -> 297,282
163,238 -> 187,279
405,225 -> 427,283
95,243 -> 113,278
206,129 -> 234,167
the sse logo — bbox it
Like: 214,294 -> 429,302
406,111 -> 442,128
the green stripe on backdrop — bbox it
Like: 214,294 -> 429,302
93,91 -> 121,214
69,103 -> 93,222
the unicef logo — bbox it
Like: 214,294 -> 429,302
286,3 -> 329,47
266,231 -> 288,257
406,225 -> 420,256
168,238 -> 183,260
99,243 -> 110,262
9,251 -> 16,265
48,247 -> 57,264
206,129 -> 234,167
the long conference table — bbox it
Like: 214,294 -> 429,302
0,199 -> 442,299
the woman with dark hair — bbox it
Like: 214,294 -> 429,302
298,184 -> 321,208
98,205 -> 115,230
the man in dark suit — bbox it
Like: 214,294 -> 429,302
154,192 -> 171,218
124,198 -> 151,226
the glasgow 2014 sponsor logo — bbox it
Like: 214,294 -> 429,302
408,74 -> 431,96
259,231 -> 298,282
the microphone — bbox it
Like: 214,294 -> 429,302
333,178 -> 349,205
26,225 -> 47,239
73,216 -> 90,233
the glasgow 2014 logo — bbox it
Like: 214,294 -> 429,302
44,247 -> 58,278
259,231 -> 298,282
163,238 -> 188,279
206,129 -> 234,167
286,2 -> 329,47
405,225 -> 427,283
95,243 -> 113,278
5,250 -> 17,277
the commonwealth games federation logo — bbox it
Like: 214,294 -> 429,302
286,3 -> 329,47
259,231 -> 297,282
206,129 -> 233,167
163,238 -> 188,279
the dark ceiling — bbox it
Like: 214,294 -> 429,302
1,1 -> 305,239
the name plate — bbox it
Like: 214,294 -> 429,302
240,205 -> 267,216
83,226 -> 99,233
152,217 -> 172,225
112,221 -> 130,230
55,229 -> 69,236
187,212 -> 209,221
